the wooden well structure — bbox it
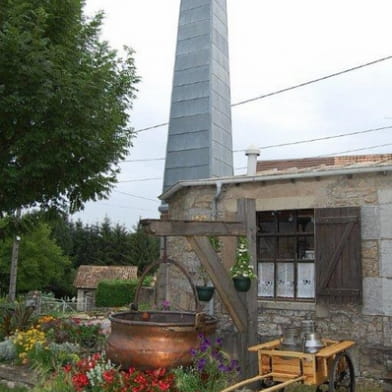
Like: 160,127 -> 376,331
140,199 -> 259,378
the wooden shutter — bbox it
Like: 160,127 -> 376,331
315,207 -> 362,304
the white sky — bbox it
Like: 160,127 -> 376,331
74,0 -> 392,229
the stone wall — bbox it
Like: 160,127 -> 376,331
161,171 -> 392,379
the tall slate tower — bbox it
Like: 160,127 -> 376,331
162,0 -> 233,198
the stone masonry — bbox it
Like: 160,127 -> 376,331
160,171 -> 392,380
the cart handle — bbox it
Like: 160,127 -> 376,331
220,373 -> 305,392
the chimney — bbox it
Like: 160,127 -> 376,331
245,146 -> 260,176
162,0 -> 233,194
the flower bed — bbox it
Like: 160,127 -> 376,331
0,305 -> 240,392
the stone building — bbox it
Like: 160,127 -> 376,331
73,265 -> 138,311
158,152 -> 392,380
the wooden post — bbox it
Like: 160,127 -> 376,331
8,235 -> 20,302
237,199 -> 258,378
187,236 -> 248,332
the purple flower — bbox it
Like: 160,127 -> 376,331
212,350 -> 224,361
218,364 -> 229,372
215,337 -> 223,346
190,348 -> 198,356
229,359 -> 240,372
161,300 -> 170,310
197,358 -> 207,371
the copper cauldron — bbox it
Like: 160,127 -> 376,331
105,258 -> 218,370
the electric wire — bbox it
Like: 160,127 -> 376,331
95,202 -> 158,212
114,190 -> 160,202
121,125 -> 392,163
234,125 -> 392,152
117,142 -> 392,184
133,54 -> 392,134
318,142 -> 392,157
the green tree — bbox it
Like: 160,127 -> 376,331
0,223 -> 74,296
0,0 -> 139,222
129,223 -> 160,274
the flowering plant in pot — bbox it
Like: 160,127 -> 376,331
230,237 -> 256,292
174,333 -> 240,392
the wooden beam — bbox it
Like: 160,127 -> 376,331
237,198 -> 258,379
187,236 -> 247,332
140,219 -> 246,236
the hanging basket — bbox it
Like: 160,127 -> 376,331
233,276 -> 252,292
196,286 -> 215,301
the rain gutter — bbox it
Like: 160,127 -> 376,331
159,164 -> 392,202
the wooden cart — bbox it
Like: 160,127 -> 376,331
221,339 -> 355,392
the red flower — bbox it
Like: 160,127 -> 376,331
157,380 -> 171,391
72,373 -> 89,391
63,364 -> 72,373
92,353 -> 101,361
103,369 -> 115,384
135,374 -> 147,384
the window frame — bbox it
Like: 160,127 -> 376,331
256,209 -> 315,302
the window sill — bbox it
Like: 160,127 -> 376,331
258,299 -> 316,312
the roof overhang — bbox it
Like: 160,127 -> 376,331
159,163 -> 392,202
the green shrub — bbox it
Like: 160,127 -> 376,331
95,276 -> 153,307
95,279 -> 137,307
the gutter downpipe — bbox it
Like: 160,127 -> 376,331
212,181 -> 223,219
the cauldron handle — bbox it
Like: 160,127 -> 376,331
132,258 -> 202,312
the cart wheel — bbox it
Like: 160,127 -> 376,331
328,352 -> 355,392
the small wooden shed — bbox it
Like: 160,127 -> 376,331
73,265 -> 138,311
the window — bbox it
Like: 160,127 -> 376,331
256,207 -> 362,304
257,209 -> 315,300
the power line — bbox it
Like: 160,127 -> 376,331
234,125 -> 392,153
318,142 -> 392,157
117,177 -> 162,183
122,157 -> 165,163
117,141 -> 392,183
134,123 -> 168,134
114,190 -> 160,202
133,54 -> 392,134
96,202 -> 158,212
121,124 -> 392,163
231,55 -> 392,107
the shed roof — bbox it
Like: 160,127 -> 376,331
256,154 -> 392,174
160,153 -> 392,201
73,265 -> 138,289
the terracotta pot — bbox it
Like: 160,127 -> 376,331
233,276 -> 251,292
106,311 -> 217,370
196,286 -> 215,301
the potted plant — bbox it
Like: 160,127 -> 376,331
195,236 -> 220,302
196,264 -> 215,301
230,236 -> 256,292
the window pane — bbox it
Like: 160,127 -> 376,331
297,263 -> 315,298
259,212 -> 275,234
277,263 -> 294,297
278,237 -> 296,259
297,236 -> 315,260
278,211 -> 295,233
258,263 -> 274,297
258,237 -> 275,259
